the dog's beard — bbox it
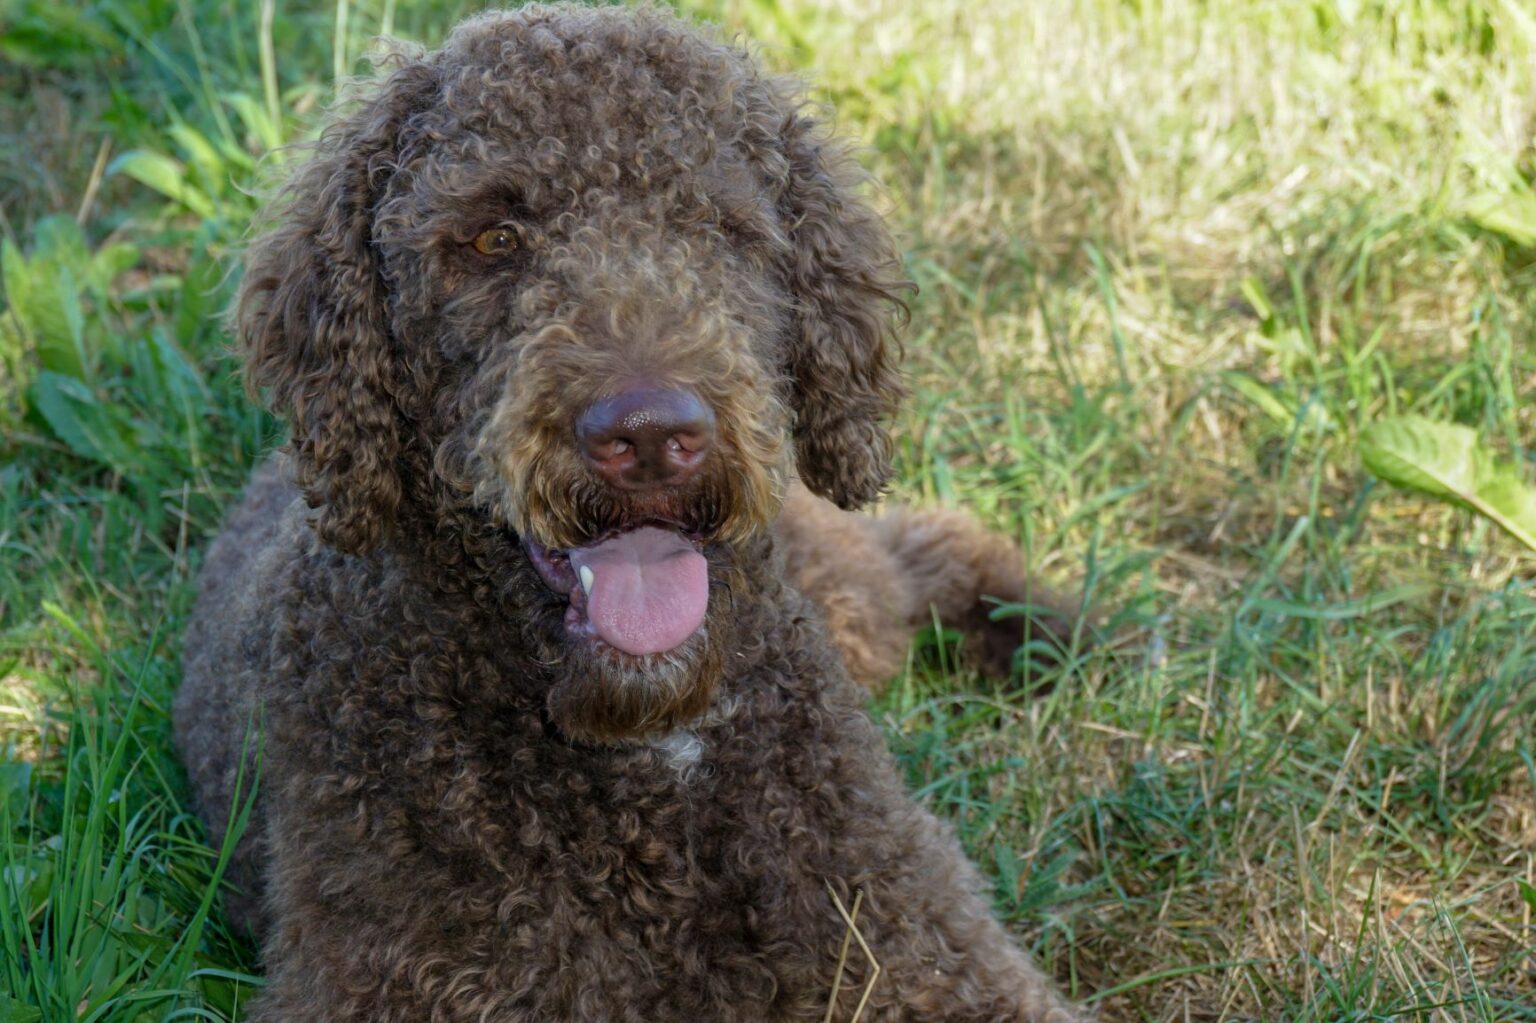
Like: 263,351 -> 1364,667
543,626 -> 725,743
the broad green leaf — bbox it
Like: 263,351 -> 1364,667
1362,416 -> 1480,498
0,316 -> 26,377
0,218 -> 119,381
1,238 -> 31,325
108,150 -> 217,220
3,261 -> 88,381
1360,415 -> 1536,552
31,266 -> 87,379
1465,190 -> 1536,247
30,370 -> 110,463
30,214 -> 89,271
147,328 -> 207,404
28,371 -> 142,473
88,242 -> 140,295
0,994 -> 42,1023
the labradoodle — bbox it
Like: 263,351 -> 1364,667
175,6 -> 1088,1020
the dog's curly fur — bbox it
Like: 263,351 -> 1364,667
175,6 -> 1087,1020
779,483 -> 1079,689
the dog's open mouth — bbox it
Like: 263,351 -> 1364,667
526,525 -> 709,656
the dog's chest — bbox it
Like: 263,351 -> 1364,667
447,699 -> 817,880
432,709 -> 784,871
652,728 -> 706,774
409,717 -> 831,1001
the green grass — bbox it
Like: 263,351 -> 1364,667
3,0 -> 1535,1019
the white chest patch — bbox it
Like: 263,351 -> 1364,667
653,729 -> 704,774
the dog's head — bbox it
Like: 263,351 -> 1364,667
238,4 -> 907,741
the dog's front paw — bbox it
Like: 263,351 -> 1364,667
1010,986 -> 1095,1023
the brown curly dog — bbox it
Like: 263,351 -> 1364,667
175,6 -> 1089,1021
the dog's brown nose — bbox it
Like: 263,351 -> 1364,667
576,384 -> 715,489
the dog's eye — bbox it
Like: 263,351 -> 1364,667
471,227 -> 518,256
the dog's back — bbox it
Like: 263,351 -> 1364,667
176,458 -> 305,933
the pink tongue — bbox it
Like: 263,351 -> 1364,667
568,527 -> 709,656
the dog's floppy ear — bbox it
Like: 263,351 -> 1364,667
236,63 -> 435,555
777,114 -> 909,510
